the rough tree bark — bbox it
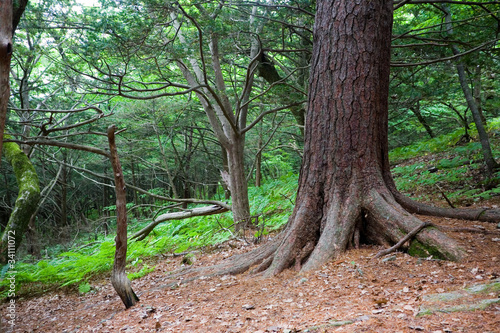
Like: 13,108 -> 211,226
254,0 -> 465,275
107,125 -> 139,309
0,0 -> 13,163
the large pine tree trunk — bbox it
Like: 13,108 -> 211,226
255,0 -> 464,275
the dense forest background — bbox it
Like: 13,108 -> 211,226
1,0 -> 500,297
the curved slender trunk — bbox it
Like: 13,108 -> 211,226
107,126 -> 138,309
410,101 -> 434,138
0,138 -> 40,264
441,4 -> 498,174
454,60 -> 498,174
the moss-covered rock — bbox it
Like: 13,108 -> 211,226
418,279 -> 500,316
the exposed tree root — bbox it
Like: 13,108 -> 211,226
386,178 -> 500,223
148,236 -> 283,292
151,186 -> 469,288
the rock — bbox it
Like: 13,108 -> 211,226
382,255 -> 396,262
428,166 -> 438,173
418,279 -> 500,316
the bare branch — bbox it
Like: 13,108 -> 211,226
374,222 -> 432,258
10,105 -> 104,114
5,138 -> 110,157
130,205 -> 230,241
391,39 -> 498,67
241,100 -> 305,134
42,157 -> 232,210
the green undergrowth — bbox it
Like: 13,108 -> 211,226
389,118 -> 500,164
391,118 -> 500,202
0,173 -> 297,300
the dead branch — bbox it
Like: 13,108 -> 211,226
374,222 -> 432,258
436,184 -> 455,208
130,205 -> 230,241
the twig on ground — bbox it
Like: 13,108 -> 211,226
436,184 -> 455,208
374,221 -> 431,259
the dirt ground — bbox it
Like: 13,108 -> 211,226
2,209 -> 500,333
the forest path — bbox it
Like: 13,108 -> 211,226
3,212 -> 500,332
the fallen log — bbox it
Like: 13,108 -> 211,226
130,205 -> 230,241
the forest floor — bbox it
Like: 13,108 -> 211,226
3,200 -> 500,333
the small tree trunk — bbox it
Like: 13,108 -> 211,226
26,215 -> 40,259
444,103 -> 471,142
227,135 -> 251,231
107,125 -> 139,309
473,65 -> 486,126
59,152 -> 68,230
442,4 -> 498,174
456,63 -> 498,175
153,124 -> 178,198
454,60 -> 498,174
130,160 -> 139,216
255,137 -> 262,187
410,100 -> 434,138
220,145 -> 231,199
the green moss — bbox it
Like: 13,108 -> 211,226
466,281 -> 500,294
0,136 -> 40,263
408,240 -> 448,260
418,298 -> 500,316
